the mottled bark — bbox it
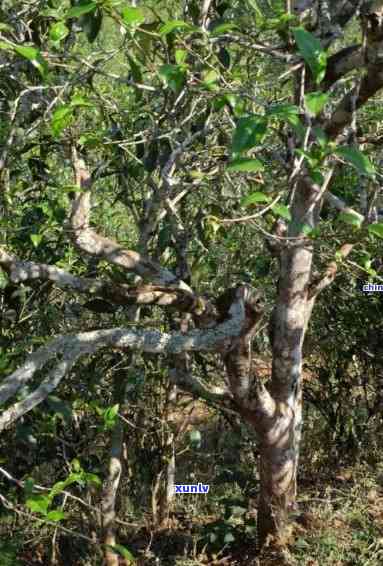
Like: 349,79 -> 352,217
102,414 -> 123,566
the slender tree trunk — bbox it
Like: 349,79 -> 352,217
102,418 -> 123,566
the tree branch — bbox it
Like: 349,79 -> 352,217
308,243 -> 354,298
0,287 -> 250,430
0,247 -> 215,317
69,149 -> 190,290
323,45 -> 363,88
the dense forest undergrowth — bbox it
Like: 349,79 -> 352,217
1,0 -> 383,564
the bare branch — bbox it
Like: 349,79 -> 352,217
0,247 -> 216,317
325,191 -> 365,223
325,4 -> 383,138
323,45 -> 363,88
69,149 -> 190,289
0,287 -> 250,430
308,243 -> 354,298
169,366 -> 232,403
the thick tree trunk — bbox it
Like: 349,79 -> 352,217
258,443 -> 296,549
256,182 -> 314,547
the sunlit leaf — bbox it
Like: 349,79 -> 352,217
0,268 -> 9,290
231,115 -> 268,154
49,21 -> 69,42
106,544 -> 135,561
121,6 -> 145,26
335,146 -> 375,178
66,2 -> 97,18
159,20 -> 193,35
338,211 -> 363,228
293,27 -> 327,84
103,404 -> 119,429
368,223 -> 383,238
51,105 -> 73,137
14,45 -> 48,79
30,234 -> 42,248
209,22 -> 238,35
304,92 -> 328,116
272,204 -> 292,221
241,192 -> 271,207
47,510 -> 66,522
70,94 -> 94,107
227,158 -> 264,172
26,494 -> 49,515
175,49 -> 187,64
158,64 -> 186,93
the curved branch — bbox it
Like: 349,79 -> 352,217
0,287 -> 249,430
69,150 -> 190,290
325,5 -> 383,138
323,45 -> 363,89
0,247 -> 215,317
169,367 -> 232,404
324,67 -> 383,139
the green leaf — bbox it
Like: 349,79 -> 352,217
0,268 -> 9,290
66,2 -> 97,18
106,544 -> 135,561
175,49 -> 187,64
0,22 -> 12,32
159,20 -> 193,35
13,45 -> 48,79
223,532 -> 235,543
368,223 -> 383,239
189,429 -> 202,447
71,459 -> 82,472
231,115 -> 268,154
121,6 -> 145,26
335,146 -> 375,178
47,395 -> 73,423
49,480 -> 69,499
313,126 -> 328,148
247,0 -> 264,19
0,41 -> 13,51
103,404 -> 119,429
70,94 -> 93,107
158,64 -> 186,93
26,494 -> 50,516
241,192 -> 271,207
49,21 -> 69,42
202,69 -> 219,85
227,158 -> 264,172
46,510 -> 66,522
272,204 -> 292,221
83,472 -> 102,487
267,103 -> 304,137
30,234 -> 42,248
267,104 -> 300,119
210,22 -> 238,35
338,211 -> 363,228
51,105 -> 73,137
81,9 -> 103,42
304,92 -> 328,116
293,27 -> 327,84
